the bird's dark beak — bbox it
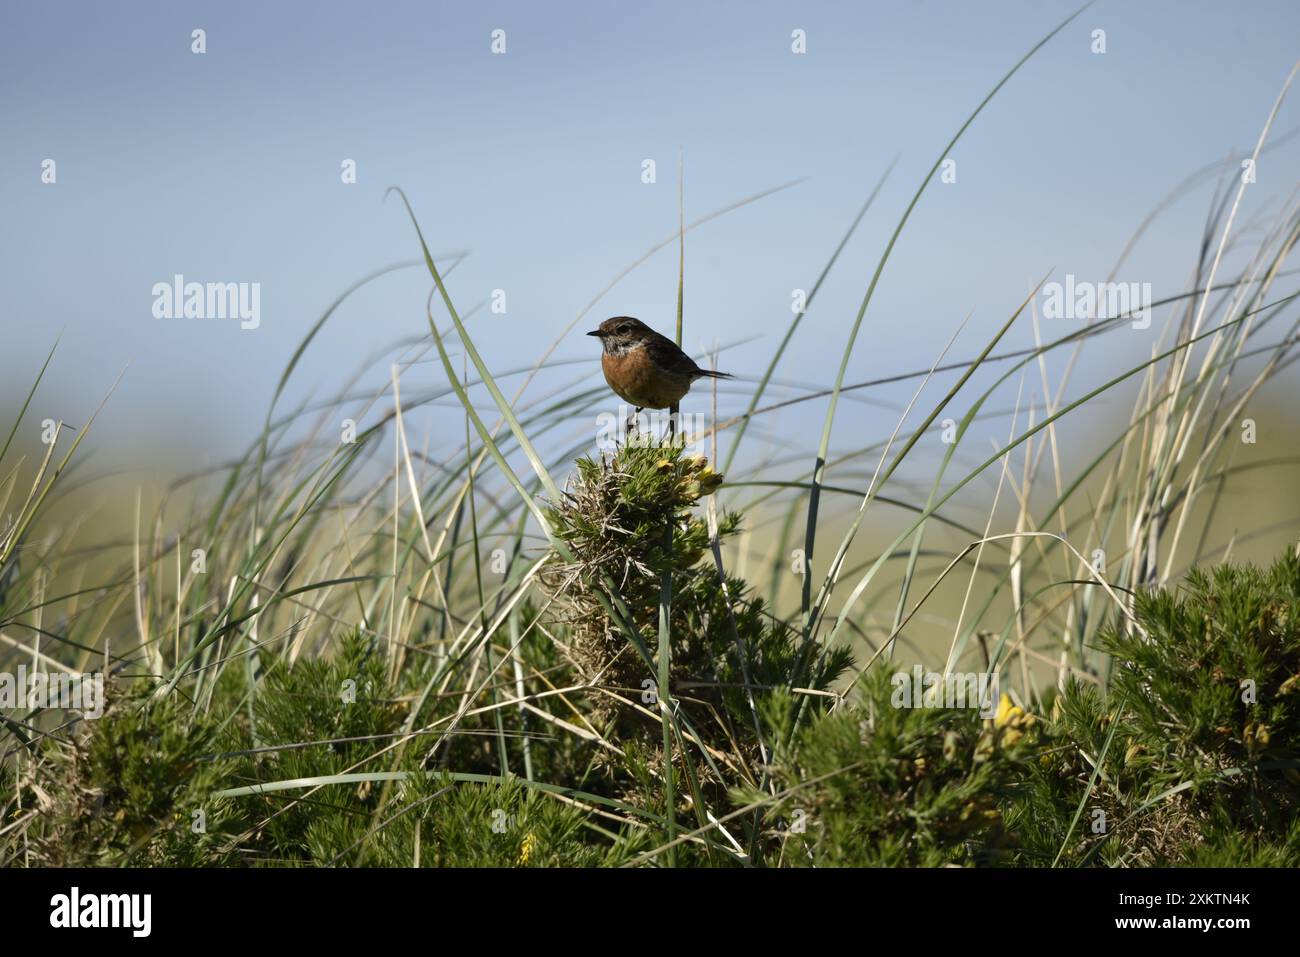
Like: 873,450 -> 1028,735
586,330 -> 602,338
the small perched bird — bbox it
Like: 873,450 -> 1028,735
587,316 -> 732,411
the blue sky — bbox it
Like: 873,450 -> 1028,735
3,0 -> 1299,477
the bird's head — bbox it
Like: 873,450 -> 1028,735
587,316 -> 652,355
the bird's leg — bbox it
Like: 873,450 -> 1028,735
667,402 -> 679,446
625,406 -> 642,441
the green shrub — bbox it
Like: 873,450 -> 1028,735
541,442 -> 851,861
1010,552 -> 1300,866
34,685 -> 242,866
753,673 -> 1035,867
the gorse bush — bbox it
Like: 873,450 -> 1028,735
31,687 -> 241,867
234,632 -> 408,863
544,443 -> 851,721
1106,558 -> 1300,817
542,444 -> 735,715
541,442 -> 851,861
1011,554 -> 1300,867
21,631 -> 617,867
744,554 -> 1300,868
754,676 -> 1036,867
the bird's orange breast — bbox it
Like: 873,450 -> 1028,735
601,347 -> 691,409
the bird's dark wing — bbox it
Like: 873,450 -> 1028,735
645,330 -> 704,377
